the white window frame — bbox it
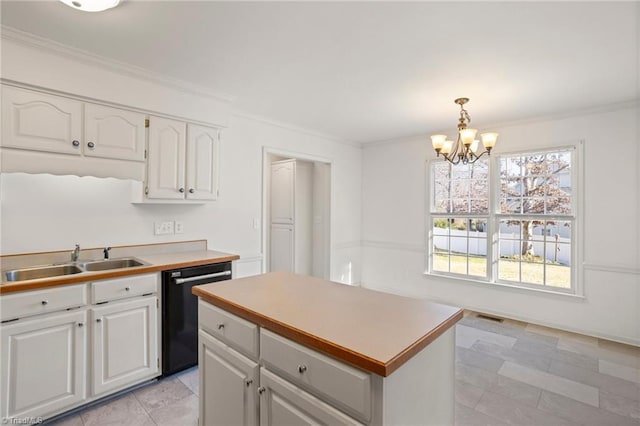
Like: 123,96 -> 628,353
425,141 -> 584,296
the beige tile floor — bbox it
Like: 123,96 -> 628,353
47,312 -> 640,425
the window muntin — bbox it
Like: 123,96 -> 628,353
428,147 -> 576,293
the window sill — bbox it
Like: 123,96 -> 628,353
423,272 -> 586,300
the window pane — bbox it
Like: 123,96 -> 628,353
433,250 -> 449,273
521,261 -> 544,285
498,257 -> 520,282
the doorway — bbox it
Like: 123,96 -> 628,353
263,148 -> 331,279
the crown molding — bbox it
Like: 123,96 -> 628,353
364,98 -> 640,149
1,25 -> 235,104
232,110 -> 362,149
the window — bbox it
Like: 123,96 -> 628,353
428,146 -> 578,293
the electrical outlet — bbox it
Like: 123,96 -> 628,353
174,221 -> 184,234
154,221 -> 174,235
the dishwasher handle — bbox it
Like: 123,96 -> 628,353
174,270 -> 231,285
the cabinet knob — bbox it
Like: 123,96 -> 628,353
189,188 -> 195,194
125,287 -> 131,291
72,140 -> 80,147
217,323 -> 225,330
298,365 -> 307,374
41,300 -> 48,305
87,141 -> 95,149
257,386 -> 266,395
78,322 -> 84,327
244,379 -> 253,387
179,188 -> 185,193
96,318 -> 102,323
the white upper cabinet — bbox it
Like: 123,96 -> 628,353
186,124 -> 220,200
145,118 -> 220,202
84,103 -> 145,162
146,116 -> 187,200
1,85 -> 82,155
270,161 -> 295,224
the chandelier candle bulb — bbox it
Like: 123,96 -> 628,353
431,134 -> 447,151
481,132 -> 499,149
459,128 -> 477,145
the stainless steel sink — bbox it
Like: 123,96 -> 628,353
77,257 -> 147,272
5,264 -> 84,282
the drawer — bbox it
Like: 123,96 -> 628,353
260,329 -> 372,422
91,273 -> 157,304
0,284 -> 86,321
199,300 -> 259,359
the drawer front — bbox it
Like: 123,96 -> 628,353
260,329 -> 371,422
199,300 -> 259,359
0,284 -> 86,321
92,274 -> 157,304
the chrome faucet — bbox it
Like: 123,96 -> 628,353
71,244 -> 80,262
103,247 -> 111,259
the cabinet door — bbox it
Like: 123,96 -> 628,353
84,103 -> 146,161
91,297 -> 158,396
270,161 -> 295,224
259,369 -> 362,426
186,124 -> 219,201
0,310 -> 87,420
1,86 -> 82,155
270,224 -> 294,273
147,116 -> 186,199
199,330 -> 258,426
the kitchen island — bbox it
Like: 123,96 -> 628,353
193,271 -> 462,426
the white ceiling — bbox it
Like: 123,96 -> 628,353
1,1 -> 638,143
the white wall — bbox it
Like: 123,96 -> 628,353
361,106 -> 640,345
0,34 -> 362,283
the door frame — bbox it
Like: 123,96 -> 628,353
262,147 -> 332,279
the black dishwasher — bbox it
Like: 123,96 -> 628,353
161,261 -> 232,376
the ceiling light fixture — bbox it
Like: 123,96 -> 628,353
59,0 -> 120,12
431,98 -> 498,165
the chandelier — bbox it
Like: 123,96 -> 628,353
430,98 -> 498,165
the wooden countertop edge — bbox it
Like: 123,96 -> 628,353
0,254 -> 240,294
193,287 -> 463,377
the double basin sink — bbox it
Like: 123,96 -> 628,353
4,258 -> 148,282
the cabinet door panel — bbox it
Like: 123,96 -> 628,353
186,124 -> 219,200
0,310 -> 86,420
199,330 -> 258,426
84,103 -> 145,161
92,297 -> 158,396
1,86 -> 82,155
270,161 -> 294,224
147,116 -> 186,199
270,224 -> 294,273
260,369 -> 362,426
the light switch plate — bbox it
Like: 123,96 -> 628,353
174,221 -> 184,234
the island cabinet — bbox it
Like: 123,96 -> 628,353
194,271 -> 463,426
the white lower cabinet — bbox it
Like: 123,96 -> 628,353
91,296 -> 158,396
199,329 -> 258,426
0,309 -> 87,420
259,368 -> 363,426
0,274 -> 160,423
198,301 -> 366,426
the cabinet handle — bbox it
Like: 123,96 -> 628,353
179,188 -> 185,193
96,318 -> 102,323
78,322 -> 84,327
72,140 -> 80,147
41,300 -> 48,305
257,386 -> 266,395
298,365 -> 307,373
87,141 -> 95,149
217,324 -> 225,330
125,287 -> 131,291
244,379 -> 253,387
189,188 -> 195,194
